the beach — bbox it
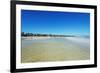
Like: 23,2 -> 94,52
21,36 -> 90,63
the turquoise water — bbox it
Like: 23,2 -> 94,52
22,37 -> 90,49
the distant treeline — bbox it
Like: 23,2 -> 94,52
21,32 -> 75,37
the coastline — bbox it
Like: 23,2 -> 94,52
22,36 -> 65,40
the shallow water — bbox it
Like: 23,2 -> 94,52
21,37 -> 90,63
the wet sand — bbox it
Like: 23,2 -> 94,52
21,37 -> 90,63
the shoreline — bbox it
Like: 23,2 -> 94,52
21,36 -> 90,41
22,36 -> 65,40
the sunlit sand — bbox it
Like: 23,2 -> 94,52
21,37 -> 90,63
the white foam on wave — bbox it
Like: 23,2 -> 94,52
65,37 -> 90,44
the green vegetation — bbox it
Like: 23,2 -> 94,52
21,32 -> 75,37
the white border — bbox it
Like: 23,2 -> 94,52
16,4 -> 94,69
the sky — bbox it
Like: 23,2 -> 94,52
21,9 -> 90,36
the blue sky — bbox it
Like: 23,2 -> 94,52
21,10 -> 90,36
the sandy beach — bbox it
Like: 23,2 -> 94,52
21,37 -> 90,63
